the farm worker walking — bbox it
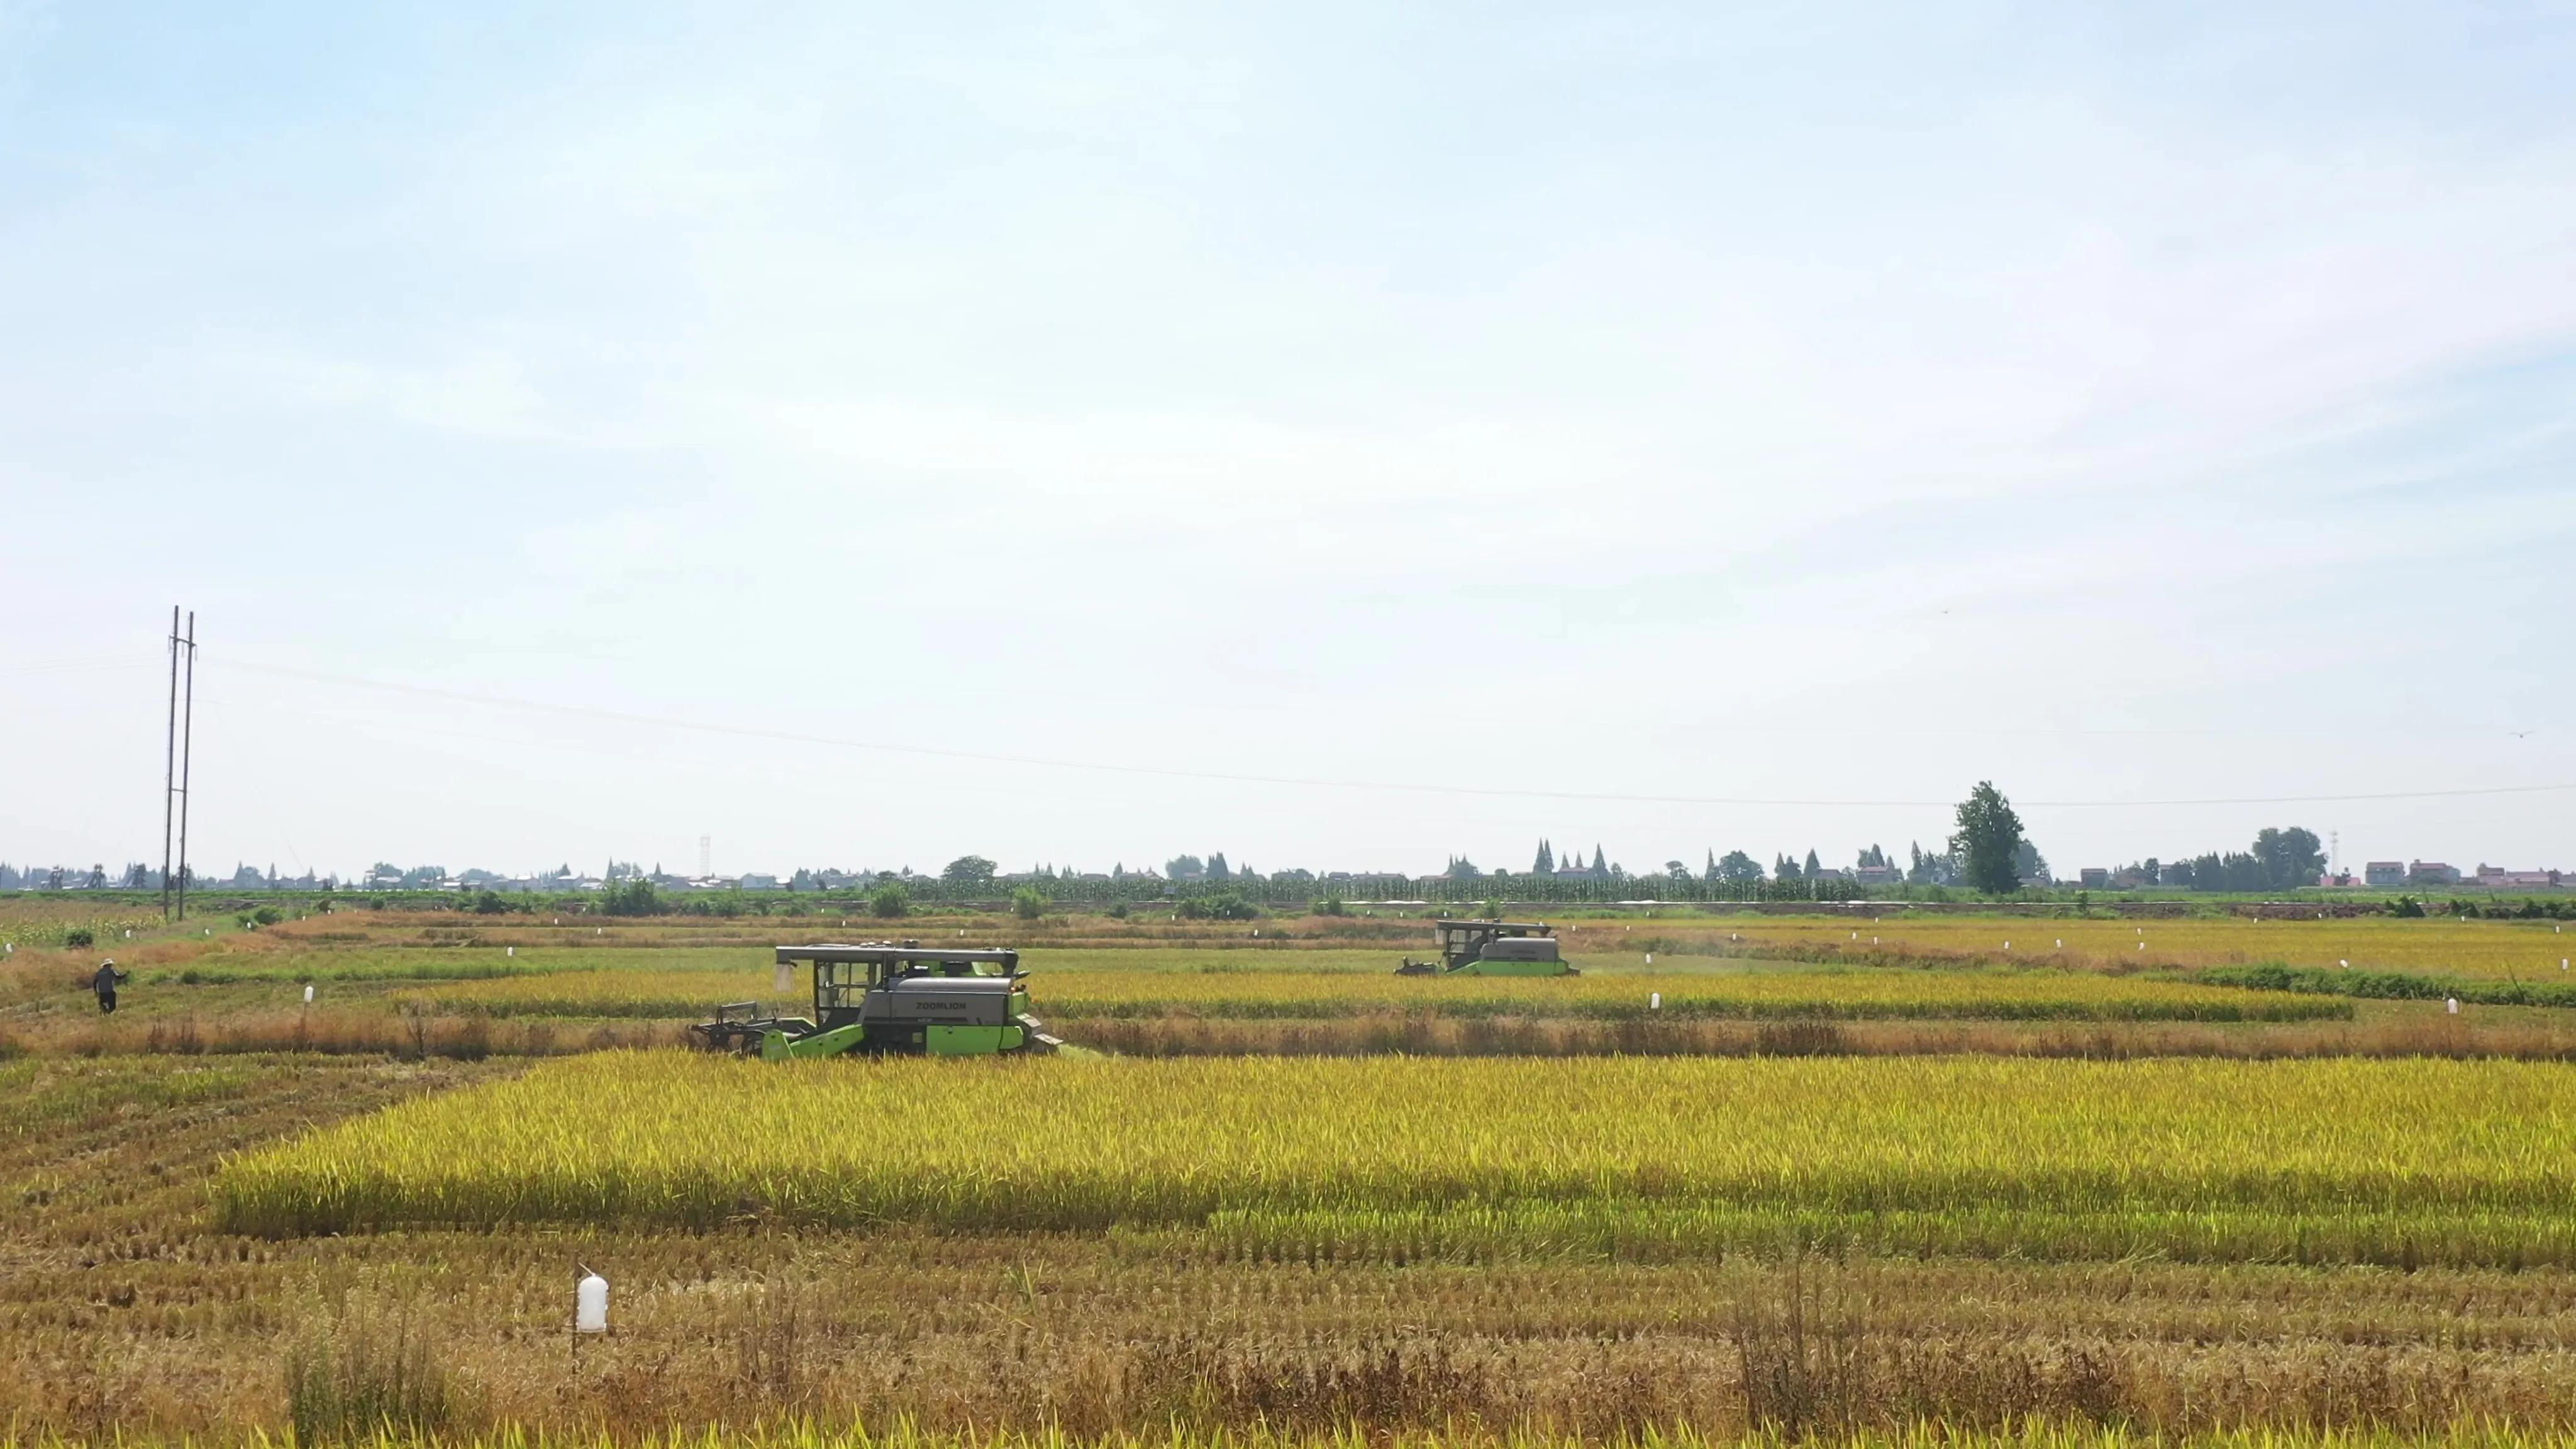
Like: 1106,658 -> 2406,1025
93,958 -> 128,1014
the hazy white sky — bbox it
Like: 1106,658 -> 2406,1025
4,0 -> 2572,881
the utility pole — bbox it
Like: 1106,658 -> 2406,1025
161,608 -> 181,919
169,611 -> 197,922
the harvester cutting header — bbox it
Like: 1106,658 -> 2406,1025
694,942 -> 1062,1058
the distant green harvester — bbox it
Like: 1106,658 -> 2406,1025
693,943 -> 1063,1058
1395,919 -> 1579,977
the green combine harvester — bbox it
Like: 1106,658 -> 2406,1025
692,942 -> 1063,1058
1394,919 -> 1577,976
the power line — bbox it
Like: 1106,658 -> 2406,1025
209,654 -> 2576,811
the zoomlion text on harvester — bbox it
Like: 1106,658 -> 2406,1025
693,942 -> 1063,1058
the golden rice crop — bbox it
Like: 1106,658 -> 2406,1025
1633,916 -> 2576,982
397,965 -> 2345,1022
218,1052 -> 2576,1266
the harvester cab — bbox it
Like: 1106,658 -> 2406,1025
692,942 -> 1063,1059
1394,919 -> 1577,976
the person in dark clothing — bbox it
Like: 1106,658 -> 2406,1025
93,959 -> 127,1014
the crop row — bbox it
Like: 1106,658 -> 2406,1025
392,966 -> 2351,1023
218,1052 -> 2576,1265
1618,916 -> 2576,980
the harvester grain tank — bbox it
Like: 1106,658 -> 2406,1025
692,942 -> 1062,1058
1395,919 -> 1577,975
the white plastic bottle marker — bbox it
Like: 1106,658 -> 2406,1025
576,1270 -> 608,1334
2447,998 -> 2460,1015
304,984 -> 315,1003
1644,953 -> 1653,964
1650,992 -> 1661,1010
506,946 -> 514,958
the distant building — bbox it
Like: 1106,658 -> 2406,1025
2473,865 -> 2562,890
2407,861 -> 2462,886
1852,863 -> 1904,886
2079,868 -> 2110,889
2364,862 -> 2406,887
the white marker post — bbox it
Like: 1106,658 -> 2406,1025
2447,999 -> 2460,1015
576,1270 -> 608,1334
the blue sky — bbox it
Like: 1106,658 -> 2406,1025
3,0 -> 2572,880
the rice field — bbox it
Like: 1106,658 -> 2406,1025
1629,914 -> 2576,982
394,963 -> 2350,1023
217,1052 -> 2576,1265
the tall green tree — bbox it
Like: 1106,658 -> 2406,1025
941,855 -> 997,888
1950,781 -> 2026,894
2251,828 -> 2326,891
